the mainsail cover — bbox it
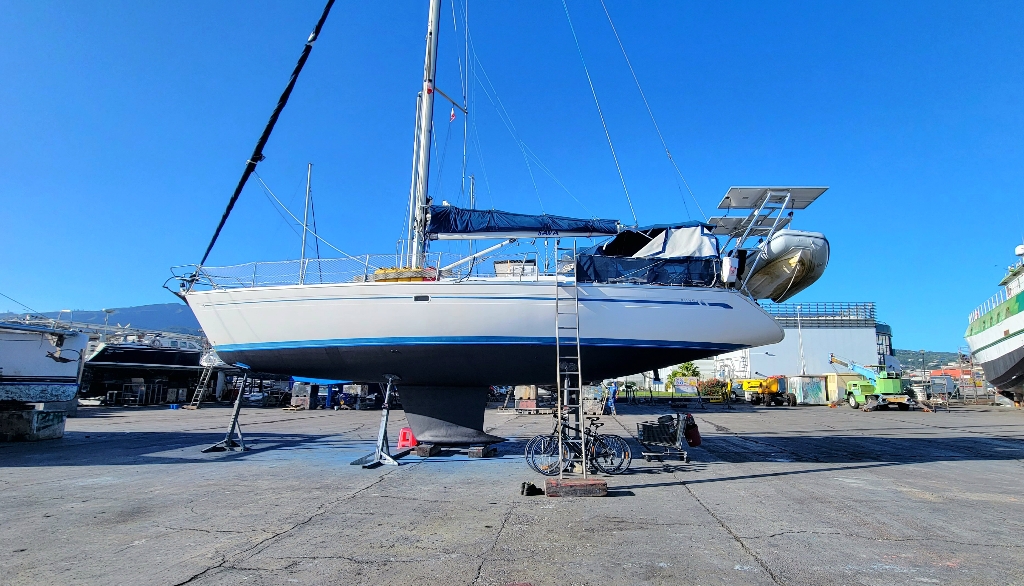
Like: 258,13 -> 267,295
426,205 -> 618,239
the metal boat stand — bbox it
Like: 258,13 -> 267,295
202,372 -> 249,453
351,375 -> 410,467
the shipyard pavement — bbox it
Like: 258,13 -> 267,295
2,402 -> 1024,585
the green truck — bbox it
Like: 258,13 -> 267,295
828,353 -> 911,410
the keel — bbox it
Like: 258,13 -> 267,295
399,386 -> 504,445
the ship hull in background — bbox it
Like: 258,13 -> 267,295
966,304 -> 1024,397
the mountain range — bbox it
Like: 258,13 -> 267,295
0,303 -> 202,335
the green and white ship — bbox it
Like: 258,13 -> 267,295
965,244 -> 1024,400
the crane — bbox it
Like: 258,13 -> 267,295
828,353 -> 910,410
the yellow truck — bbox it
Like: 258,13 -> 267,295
732,377 -> 798,407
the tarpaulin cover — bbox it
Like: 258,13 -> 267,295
426,205 -> 618,237
632,226 -> 719,259
576,254 -> 720,287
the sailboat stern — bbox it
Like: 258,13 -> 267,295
399,386 -> 504,445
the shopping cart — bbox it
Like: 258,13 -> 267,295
636,414 -> 690,462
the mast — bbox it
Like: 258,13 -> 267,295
300,163 -> 312,283
407,0 -> 442,269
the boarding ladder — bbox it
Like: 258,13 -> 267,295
185,365 -> 215,410
555,240 -> 588,479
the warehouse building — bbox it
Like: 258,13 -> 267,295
712,302 -> 890,380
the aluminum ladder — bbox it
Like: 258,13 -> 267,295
185,365 -> 215,409
555,240 -> 587,479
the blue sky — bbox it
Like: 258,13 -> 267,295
1,1 -> 1022,352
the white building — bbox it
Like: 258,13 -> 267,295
713,302 -> 888,379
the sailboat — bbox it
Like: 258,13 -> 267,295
172,1 -> 828,443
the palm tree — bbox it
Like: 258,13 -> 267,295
668,362 -> 700,384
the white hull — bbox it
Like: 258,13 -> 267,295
744,230 -> 829,303
0,324 -> 86,403
184,278 -> 783,386
965,306 -> 1024,392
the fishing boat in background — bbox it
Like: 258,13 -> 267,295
965,244 -> 1024,402
172,1 -> 832,444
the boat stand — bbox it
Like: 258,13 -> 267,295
351,375 -> 410,467
202,372 -> 249,453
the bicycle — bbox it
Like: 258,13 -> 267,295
525,415 -> 631,476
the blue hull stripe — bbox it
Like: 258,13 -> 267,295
216,336 -> 744,353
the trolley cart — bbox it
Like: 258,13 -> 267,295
636,414 -> 690,462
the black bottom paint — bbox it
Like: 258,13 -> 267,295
218,342 -> 731,446
979,344 -> 1024,392
399,386 -> 504,445
218,343 -> 728,387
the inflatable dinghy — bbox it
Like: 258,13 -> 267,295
743,229 -> 829,303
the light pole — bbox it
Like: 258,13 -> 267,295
102,309 -> 115,342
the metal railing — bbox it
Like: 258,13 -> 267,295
969,260 -> 1024,324
761,302 -> 876,329
970,289 -> 1009,324
173,250 -> 551,291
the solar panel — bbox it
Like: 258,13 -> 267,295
717,187 -> 828,210
708,215 -> 791,236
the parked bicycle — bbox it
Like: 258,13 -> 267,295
525,415 -> 631,476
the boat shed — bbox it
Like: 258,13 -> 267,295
712,302 -> 885,380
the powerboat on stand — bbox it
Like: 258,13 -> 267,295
0,318 -> 87,404
1,318 -> 88,440
172,1 -> 832,444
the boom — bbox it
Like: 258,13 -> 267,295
829,353 -> 878,383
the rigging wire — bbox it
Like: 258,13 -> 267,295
561,0 -> 638,226
598,0 -> 707,222
257,178 -> 303,237
308,187 -> 324,283
463,17 -> 594,217
470,121 -> 495,208
0,292 -> 44,318
198,0 -> 335,267
461,2 -> 495,210
470,55 -> 544,213
253,172 -> 358,261
521,144 -> 594,217
434,114 -> 456,201
452,0 -> 470,202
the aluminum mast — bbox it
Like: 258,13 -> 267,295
407,0 -> 442,269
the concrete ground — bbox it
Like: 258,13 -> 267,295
2,401 -> 1024,586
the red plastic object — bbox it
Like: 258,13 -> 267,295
397,427 -> 418,448
682,413 -> 701,448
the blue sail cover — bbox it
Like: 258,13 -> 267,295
426,205 -> 619,239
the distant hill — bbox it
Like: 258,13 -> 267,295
0,303 -> 201,335
895,349 -> 962,370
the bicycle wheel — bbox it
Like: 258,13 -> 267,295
524,434 -> 549,473
592,434 -> 632,474
526,434 -> 562,476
